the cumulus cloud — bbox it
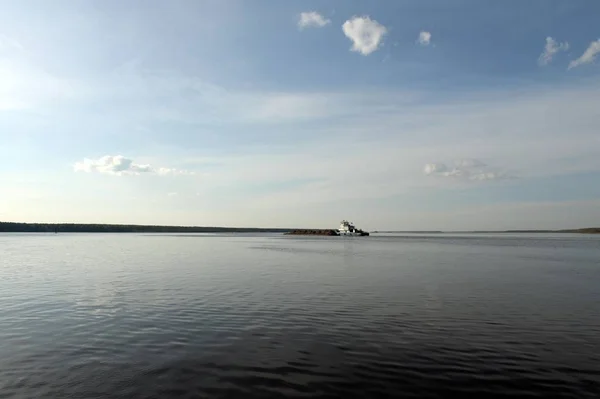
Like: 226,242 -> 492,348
342,16 -> 387,55
423,163 -> 448,175
424,159 -> 514,181
568,39 -> 600,69
538,37 -> 569,66
417,31 -> 432,46
74,155 -> 152,175
74,155 -> 194,176
298,11 -> 330,29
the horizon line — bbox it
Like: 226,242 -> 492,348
1,221 -> 598,234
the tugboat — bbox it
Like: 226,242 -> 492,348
337,220 -> 370,236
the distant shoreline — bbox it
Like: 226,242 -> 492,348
372,229 -> 600,234
0,222 -> 291,234
1,222 -> 598,234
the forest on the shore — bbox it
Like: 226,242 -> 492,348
0,222 -> 290,233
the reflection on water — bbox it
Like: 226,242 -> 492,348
1,233 -> 599,398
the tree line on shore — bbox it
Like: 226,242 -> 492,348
0,222 -> 290,233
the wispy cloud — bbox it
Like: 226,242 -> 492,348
0,57 -> 76,111
417,31 -> 432,46
0,34 -> 24,52
182,81 -> 600,197
74,155 -> 195,176
568,39 -> 600,69
342,16 -> 387,55
298,11 -> 330,29
538,37 -> 569,66
0,54 -> 369,125
157,168 -> 196,176
424,159 -> 515,181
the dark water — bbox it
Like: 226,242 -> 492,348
1,233 -> 600,398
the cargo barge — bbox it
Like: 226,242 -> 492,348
285,220 -> 369,236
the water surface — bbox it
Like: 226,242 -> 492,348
1,233 -> 599,398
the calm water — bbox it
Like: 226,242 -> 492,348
1,233 -> 599,398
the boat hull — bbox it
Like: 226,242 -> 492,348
337,231 -> 370,236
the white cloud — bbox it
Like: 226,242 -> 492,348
157,167 -> 196,176
423,163 -> 447,175
74,155 -> 152,175
298,11 -> 330,29
538,37 -> 569,66
417,31 -> 432,46
568,39 -> 600,69
342,16 -> 387,55
424,159 -> 515,181
167,192 -> 178,197
74,155 -> 195,176
0,34 -> 24,52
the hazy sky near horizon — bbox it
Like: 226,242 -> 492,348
2,0 -> 600,230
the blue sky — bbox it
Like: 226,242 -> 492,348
1,0 -> 600,230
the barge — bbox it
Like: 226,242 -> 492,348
285,220 -> 370,236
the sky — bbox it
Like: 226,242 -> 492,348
1,0 -> 600,230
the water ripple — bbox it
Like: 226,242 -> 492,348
0,233 -> 599,398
